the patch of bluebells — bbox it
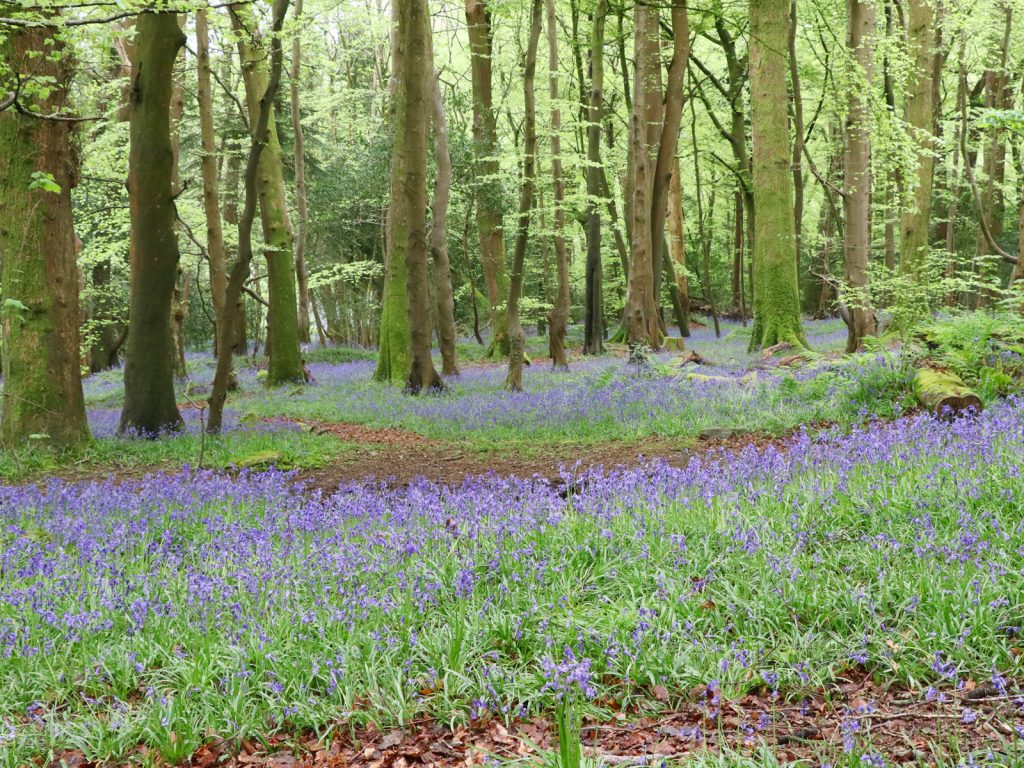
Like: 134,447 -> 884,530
2,397 -> 1024,760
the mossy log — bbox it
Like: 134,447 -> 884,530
913,368 -> 982,415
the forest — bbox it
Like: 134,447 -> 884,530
3,0 -> 1024,764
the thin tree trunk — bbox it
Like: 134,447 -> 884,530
842,0 -> 877,352
583,0 -> 607,355
230,2 -> 305,384
506,0 -> 542,391
789,0 -> 805,279
291,0 -> 312,343
209,0 -> 291,432
667,153 -> 690,336
429,63 -> 460,375
545,0 -> 570,369
0,10 -> 90,447
196,8 -> 229,363
465,0 -> 510,356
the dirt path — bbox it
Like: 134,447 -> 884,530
302,421 -> 788,491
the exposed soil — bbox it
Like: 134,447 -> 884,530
51,673 -> 1021,767
301,421 -> 791,492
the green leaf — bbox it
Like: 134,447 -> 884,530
28,171 -> 61,194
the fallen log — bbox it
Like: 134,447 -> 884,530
913,368 -> 982,416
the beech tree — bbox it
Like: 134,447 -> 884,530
0,9 -> 89,447
119,11 -> 186,435
748,0 -> 805,349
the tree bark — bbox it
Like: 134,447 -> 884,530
401,0 -> 444,393
545,0 -> 570,370
196,8 -> 229,362
0,9 -> 90,447
506,0 -> 542,391
789,0 -> 805,279
429,66 -> 461,376
230,2 -> 305,384
209,0 -> 291,432
119,12 -> 186,435
748,0 -> 805,349
623,0 -> 663,350
899,0 -> 936,279
583,0 -> 607,355
842,0 -> 877,352
291,0 -> 312,344
667,154 -> 690,336
374,0 -> 411,384
465,0 -> 510,356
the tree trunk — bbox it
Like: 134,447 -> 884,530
221,143 -> 248,355
623,0 -> 663,350
506,0 -> 542,391
545,0 -> 570,370
231,2 -> 305,384
290,0 -> 312,344
465,0 -> 510,357
842,0 -> 877,352
196,8 -> 229,364
119,12 -> 186,435
209,0 -> 291,432
0,11 -> 90,447
899,0 -> 936,279
789,0 -> 805,279
429,66 -> 461,376
748,0 -> 805,349
401,0 -> 444,393
667,154 -> 690,336
374,0 -> 411,384
583,0 -> 607,355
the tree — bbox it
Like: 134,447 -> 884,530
748,0 -> 805,349
429,62 -> 460,376
196,8 -> 229,361
119,11 -> 186,435
465,0 -> 510,357
842,0 -> 877,352
291,0 -> 313,345
583,0 -> 607,355
0,9 -> 90,447
209,0 -> 291,432
899,0 -> 936,280
506,0 -> 543,391
545,0 -> 570,370
230,1 -> 305,385
399,0 -> 444,393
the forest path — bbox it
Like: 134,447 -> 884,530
299,420 -> 790,491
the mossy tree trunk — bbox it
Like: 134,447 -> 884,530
230,3 -> 305,385
0,10 -> 90,447
505,0 -> 542,391
842,0 -> 877,352
583,0 -> 607,355
899,0 -> 936,280
748,0 -> 806,350
400,0 -> 444,394
374,0 -> 412,385
465,0 -> 510,357
545,0 -> 570,370
119,12 -> 186,435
